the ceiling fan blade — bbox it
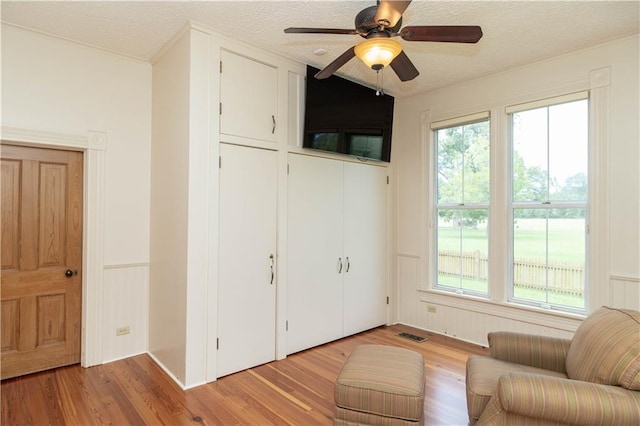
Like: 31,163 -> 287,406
374,0 -> 412,28
314,47 -> 356,79
284,27 -> 358,35
390,51 -> 419,82
400,26 -> 483,43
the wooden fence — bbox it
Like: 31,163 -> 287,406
438,250 -> 584,296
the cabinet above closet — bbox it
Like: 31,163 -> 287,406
219,50 -> 279,144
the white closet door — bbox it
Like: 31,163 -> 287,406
217,143 -> 277,377
220,50 -> 278,143
343,162 -> 388,336
287,154 -> 344,354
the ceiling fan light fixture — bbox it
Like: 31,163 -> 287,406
354,38 -> 402,70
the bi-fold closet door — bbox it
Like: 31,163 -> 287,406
342,161 -> 388,336
287,154 -> 345,353
287,153 -> 388,354
217,143 -> 277,377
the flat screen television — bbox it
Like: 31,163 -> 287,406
303,66 -> 394,162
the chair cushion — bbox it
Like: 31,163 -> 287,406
566,306 -> 640,390
334,345 -> 425,422
466,355 -> 567,421
477,372 -> 640,426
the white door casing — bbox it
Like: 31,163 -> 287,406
0,126 -> 106,368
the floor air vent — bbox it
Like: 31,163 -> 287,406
397,332 -> 428,343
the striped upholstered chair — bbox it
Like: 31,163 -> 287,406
466,306 -> 640,425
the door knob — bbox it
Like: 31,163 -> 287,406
65,269 -> 73,277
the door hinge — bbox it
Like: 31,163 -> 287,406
386,296 -> 390,305
286,320 -> 289,331
219,102 -> 222,115
216,338 -> 219,350
219,156 -> 222,169
287,164 -> 290,175
219,61 -> 222,73
386,176 -> 389,184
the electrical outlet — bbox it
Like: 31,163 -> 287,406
116,326 -> 130,336
427,305 -> 437,313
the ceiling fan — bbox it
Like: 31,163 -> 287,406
284,0 -> 482,82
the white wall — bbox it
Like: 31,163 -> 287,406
148,25 -> 212,388
391,35 -> 640,345
1,24 -> 151,363
148,28 -> 191,385
184,27 -> 212,388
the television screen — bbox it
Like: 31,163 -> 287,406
303,66 -> 394,162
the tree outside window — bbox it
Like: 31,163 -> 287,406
435,119 -> 490,295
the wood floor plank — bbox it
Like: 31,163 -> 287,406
1,324 -> 488,425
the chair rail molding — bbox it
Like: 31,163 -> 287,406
1,125 -> 106,367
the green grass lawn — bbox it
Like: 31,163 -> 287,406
438,218 -> 585,264
437,218 -> 586,308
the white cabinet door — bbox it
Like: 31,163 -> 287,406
343,162 -> 388,336
217,143 -> 277,377
220,50 -> 278,143
287,154 -> 344,354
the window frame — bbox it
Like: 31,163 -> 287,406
431,112 -> 491,297
506,92 -> 590,314
425,92 -> 593,314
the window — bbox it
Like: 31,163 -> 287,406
433,113 -> 490,295
428,93 -> 590,314
508,93 -> 589,311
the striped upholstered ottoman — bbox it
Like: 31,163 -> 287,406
334,344 -> 426,425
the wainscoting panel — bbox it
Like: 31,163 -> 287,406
413,299 -> 579,347
610,275 -> 640,310
396,254 -> 421,326
102,264 -> 149,363
396,255 -> 582,346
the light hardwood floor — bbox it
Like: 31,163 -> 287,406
1,324 -> 488,425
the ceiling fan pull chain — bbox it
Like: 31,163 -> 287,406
375,68 -> 385,96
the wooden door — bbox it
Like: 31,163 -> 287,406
217,143 -> 277,377
1,144 -> 83,379
287,154 -> 344,354
220,50 -> 278,143
343,162 -> 388,336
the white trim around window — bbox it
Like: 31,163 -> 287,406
505,91 -> 589,114
430,111 -> 491,130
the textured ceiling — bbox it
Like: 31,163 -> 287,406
2,1 -> 638,98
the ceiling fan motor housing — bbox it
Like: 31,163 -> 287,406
355,5 -> 403,37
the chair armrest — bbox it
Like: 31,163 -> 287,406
488,331 -> 571,373
478,373 -> 640,425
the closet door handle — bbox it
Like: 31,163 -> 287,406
345,257 -> 350,273
272,115 -> 276,134
337,257 -> 343,274
269,254 -> 275,285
